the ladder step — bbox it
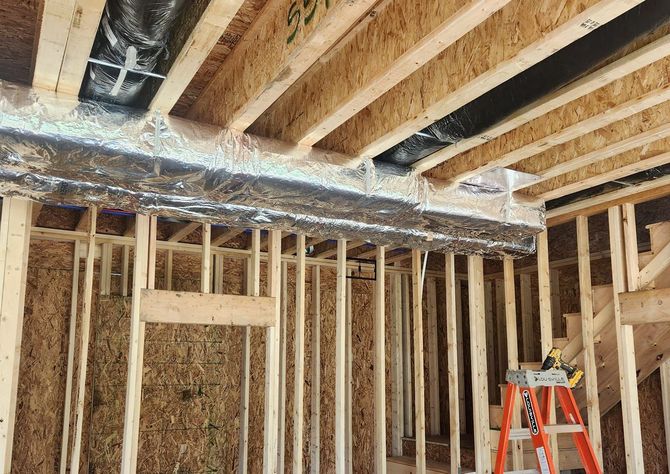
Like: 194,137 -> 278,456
465,470 -> 539,474
508,424 -> 583,441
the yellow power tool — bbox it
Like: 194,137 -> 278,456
541,347 -> 584,388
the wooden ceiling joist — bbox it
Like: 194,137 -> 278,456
317,0 -> 642,158
167,222 -> 200,242
514,104 -> 670,182
33,0 -> 106,95
316,240 -> 365,259
149,0 -> 245,112
75,208 -> 92,232
413,32 -> 670,173
385,250 -> 412,265
211,228 -> 245,247
185,0 -> 380,130
249,0 -> 510,145
32,0 -> 78,90
431,56 -> 670,182
510,99 -> 670,197
528,143 -> 670,201
546,174 -> 670,227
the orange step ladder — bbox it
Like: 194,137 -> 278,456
494,369 -> 602,474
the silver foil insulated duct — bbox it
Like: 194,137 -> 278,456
0,81 -> 544,256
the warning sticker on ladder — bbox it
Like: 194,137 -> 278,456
536,447 -> 551,474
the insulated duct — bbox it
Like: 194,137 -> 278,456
378,0 -> 670,166
0,81 -> 544,256
81,0 -> 185,107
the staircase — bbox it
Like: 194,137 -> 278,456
492,220 -> 670,470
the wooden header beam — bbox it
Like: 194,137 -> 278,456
139,289 -> 276,326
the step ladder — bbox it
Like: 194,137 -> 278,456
494,369 -> 602,474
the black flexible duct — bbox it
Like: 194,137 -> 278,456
81,0 -> 185,107
377,0 -> 670,166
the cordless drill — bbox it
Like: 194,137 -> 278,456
541,347 -> 584,388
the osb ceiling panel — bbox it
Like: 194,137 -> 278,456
0,0 -> 42,84
169,0 -> 268,116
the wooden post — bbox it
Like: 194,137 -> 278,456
576,216 -> 603,463
120,214 -> 156,473
455,278 -> 466,434
662,362 -> 670,470
537,230 -> 559,471
239,229 -> 260,474
390,265 -> 403,456
263,230 -> 282,474
503,258 -> 523,470
213,253 -> 224,294
520,273 -> 534,362
374,246 -> 387,473
401,273 -> 413,437
165,249 -> 173,290
201,223 -> 211,293
335,239 -> 347,474
484,280 -> 496,404
69,207 -> 97,473
100,242 -> 112,296
550,269 -> 562,336
59,240 -> 81,473
445,253 -> 460,474
468,255 -> 491,474
494,279 -> 506,398
293,235 -> 307,473
412,249 -> 426,472
345,268 -> 353,473
426,277 -> 440,434
278,261 -> 288,473
610,205 -> 645,471
310,265 -> 321,474
122,245 -> 130,296
0,198 -> 32,474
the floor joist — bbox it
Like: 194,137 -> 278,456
318,0 -> 641,158
186,0 -> 379,130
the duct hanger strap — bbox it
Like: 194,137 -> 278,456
110,46 -> 137,96
87,58 -> 167,80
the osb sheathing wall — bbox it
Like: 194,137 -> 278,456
11,196 -> 670,472
12,238 -> 401,472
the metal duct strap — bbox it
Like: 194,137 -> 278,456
0,81 -> 544,257
81,0 -> 185,107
